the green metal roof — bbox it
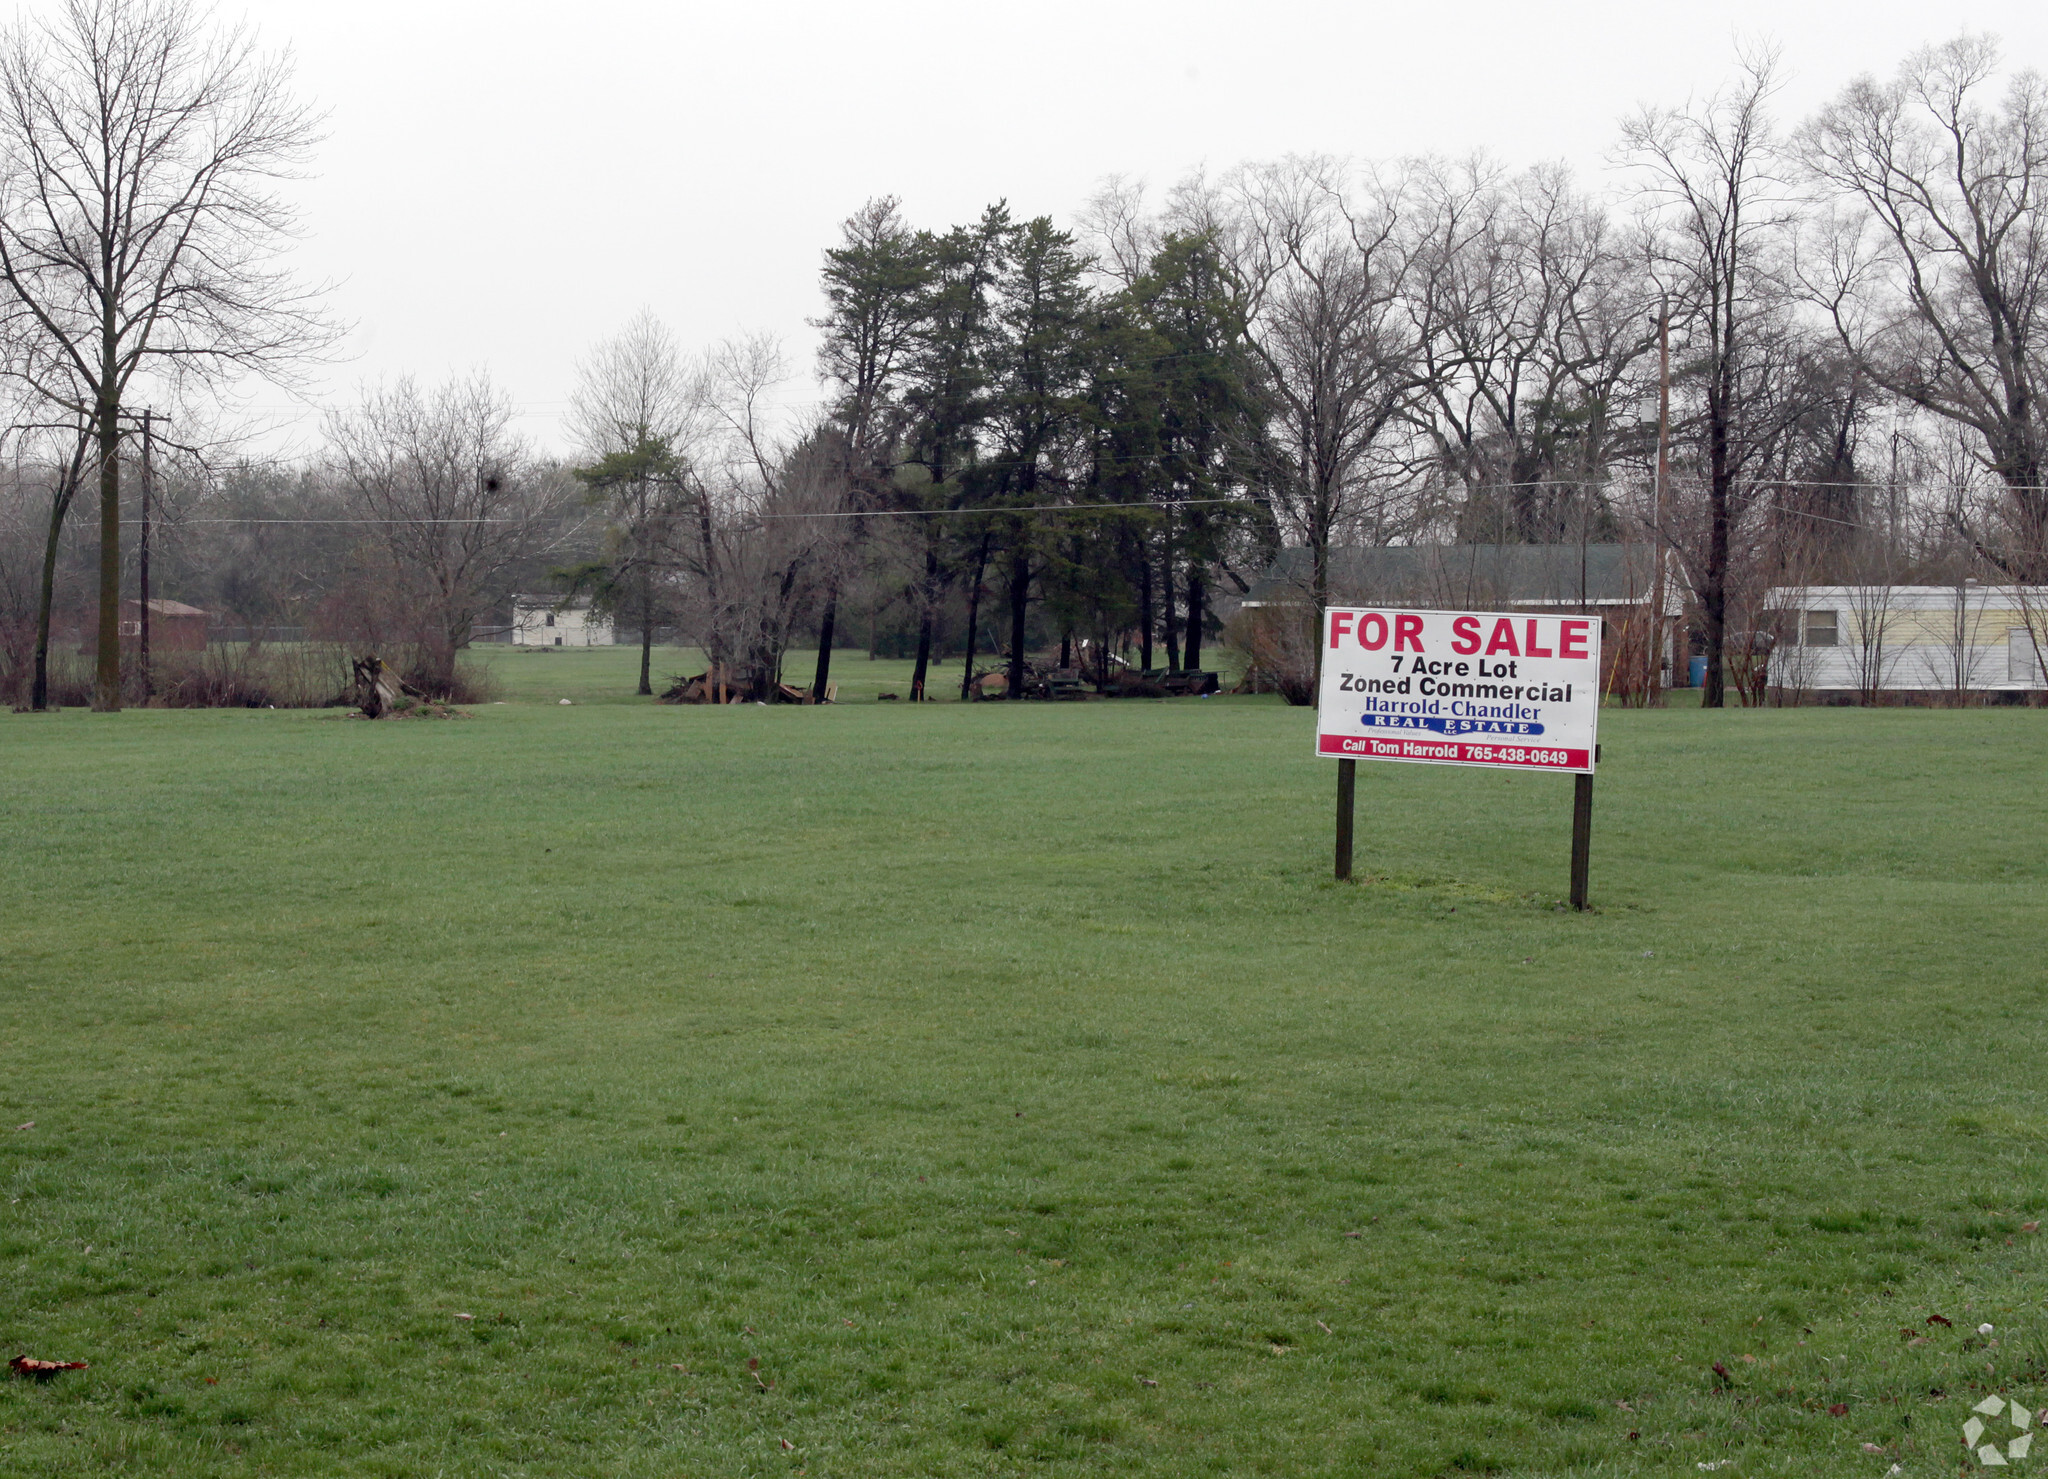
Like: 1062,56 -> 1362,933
1243,544 -> 1666,609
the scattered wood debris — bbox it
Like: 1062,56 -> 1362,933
10,1356 -> 88,1379
661,669 -> 830,705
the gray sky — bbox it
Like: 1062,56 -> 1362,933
130,0 -> 2048,455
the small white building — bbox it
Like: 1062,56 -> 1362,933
1764,585 -> 2048,697
510,595 -> 614,647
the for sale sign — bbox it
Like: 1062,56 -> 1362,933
1315,608 -> 1602,773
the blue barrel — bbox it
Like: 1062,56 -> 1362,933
1687,655 -> 1707,688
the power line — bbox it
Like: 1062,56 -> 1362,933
120,497 -> 1252,527
113,484 -> 2045,529
115,503 -> 2048,565
116,473 -> 2048,526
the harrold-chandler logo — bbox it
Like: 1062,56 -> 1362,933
1965,1394 -> 2035,1466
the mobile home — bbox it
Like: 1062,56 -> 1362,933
1763,585 -> 2048,698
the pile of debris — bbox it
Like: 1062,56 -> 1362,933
1114,667 -> 1221,698
661,667 -> 834,705
968,662 -> 1220,700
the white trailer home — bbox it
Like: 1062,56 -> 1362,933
510,595 -> 614,647
1763,585 -> 2048,699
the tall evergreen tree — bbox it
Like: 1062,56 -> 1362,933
894,206 -> 1007,700
813,199 -> 929,698
1128,232 -> 1269,671
972,215 -> 1096,698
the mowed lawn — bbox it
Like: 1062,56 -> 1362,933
1,677 -> 2044,1478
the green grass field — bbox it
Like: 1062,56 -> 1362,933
2,674 -> 2043,1477
469,643 -> 1245,705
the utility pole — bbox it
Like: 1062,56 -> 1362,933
1647,301 -> 1672,702
1887,430 -> 1902,553
138,409 -> 155,700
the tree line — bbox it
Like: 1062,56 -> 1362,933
5,7 -> 2048,711
787,38 -> 2048,709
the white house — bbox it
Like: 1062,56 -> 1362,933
510,595 -> 614,647
1763,585 -> 2048,697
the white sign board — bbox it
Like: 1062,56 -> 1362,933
1315,607 -> 1602,774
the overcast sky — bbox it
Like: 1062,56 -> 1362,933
78,0 -> 2048,457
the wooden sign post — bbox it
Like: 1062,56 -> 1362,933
1335,757 -> 1356,881
1568,749 -> 1601,911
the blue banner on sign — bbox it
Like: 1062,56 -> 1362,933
1357,714 -> 1546,737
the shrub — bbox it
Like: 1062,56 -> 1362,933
3,649 -> 94,709
444,658 -> 499,705
1224,608 -> 1317,705
8,642 -> 497,710
152,645 -> 353,708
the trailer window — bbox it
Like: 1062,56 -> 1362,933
1803,610 -> 1838,647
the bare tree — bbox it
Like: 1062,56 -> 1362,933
1625,50 -> 1804,707
325,374 -> 569,694
1841,573 -> 1902,703
20,418 -> 94,710
676,428 -> 853,700
1225,156 -> 1425,622
167,456 -> 353,645
1074,173 -> 1159,291
662,337 -> 854,699
567,311 -> 706,694
1918,548 -> 1997,701
0,458 -> 34,695
1802,37 -> 2048,573
704,333 -> 794,491
0,438 -> 74,706
0,336 -> 96,710
0,0 -> 329,710
1408,159 -> 1654,543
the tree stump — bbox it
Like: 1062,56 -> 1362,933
352,656 -> 420,718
